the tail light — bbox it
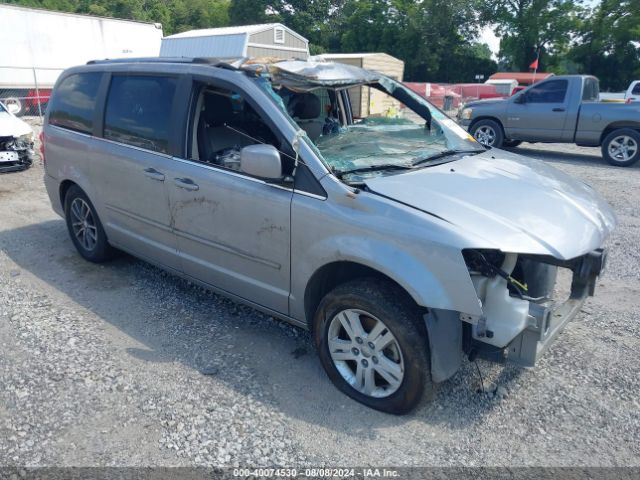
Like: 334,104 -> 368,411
39,131 -> 45,165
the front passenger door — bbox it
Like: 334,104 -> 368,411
167,82 -> 293,314
506,79 -> 570,142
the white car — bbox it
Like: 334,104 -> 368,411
625,80 -> 640,103
0,101 -> 35,172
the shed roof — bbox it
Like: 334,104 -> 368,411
163,23 -> 308,42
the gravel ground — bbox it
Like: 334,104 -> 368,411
0,120 -> 639,468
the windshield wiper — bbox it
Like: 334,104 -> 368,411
412,149 -> 482,166
334,163 -> 414,178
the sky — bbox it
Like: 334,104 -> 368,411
480,26 -> 500,57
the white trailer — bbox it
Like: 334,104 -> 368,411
0,4 -> 163,115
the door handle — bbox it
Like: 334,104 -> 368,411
174,177 -> 199,191
552,108 -> 565,112
143,167 -> 165,182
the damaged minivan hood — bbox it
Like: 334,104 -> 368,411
364,150 -> 616,259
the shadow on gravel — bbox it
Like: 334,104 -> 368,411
505,145 -> 640,170
1,219 -> 526,434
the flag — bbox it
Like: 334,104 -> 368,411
529,58 -> 539,70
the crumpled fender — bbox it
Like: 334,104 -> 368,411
290,233 -> 483,322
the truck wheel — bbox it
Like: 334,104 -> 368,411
64,185 -> 114,263
3,97 -> 25,116
470,119 -> 504,148
313,278 -> 432,414
602,129 -> 640,167
502,140 -> 522,148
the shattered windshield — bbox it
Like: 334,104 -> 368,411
254,61 -> 484,180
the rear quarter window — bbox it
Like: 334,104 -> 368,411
48,72 -> 102,134
104,75 -> 177,154
582,78 -> 599,102
632,83 -> 640,95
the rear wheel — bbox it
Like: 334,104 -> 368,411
601,129 -> 640,167
470,119 -> 504,148
64,186 -> 114,262
313,278 -> 431,414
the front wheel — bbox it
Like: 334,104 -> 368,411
601,129 -> 640,167
502,139 -> 522,148
313,278 -> 432,414
470,119 -> 504,149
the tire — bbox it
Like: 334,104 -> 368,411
502,140 -> 522,148
64,185 -> 114,262
470,119 -> 504,148
601,129 -> 640,167
313,278 -> 432,414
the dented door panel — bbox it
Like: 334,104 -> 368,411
166,158 -> 293,314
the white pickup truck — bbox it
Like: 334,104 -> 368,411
625,80 -> 640,104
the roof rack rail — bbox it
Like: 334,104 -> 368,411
86,56 -> 232,67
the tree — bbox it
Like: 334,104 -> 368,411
569,0 -> 640,90
484,0 -> 583,72
339,0 -> 492,82
5,0 -> 230,35
229,0 -> 271,25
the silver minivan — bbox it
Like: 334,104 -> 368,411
43,58 -> 615,413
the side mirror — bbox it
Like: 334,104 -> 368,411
240,144 -> 282,180
514,94 -> 526,104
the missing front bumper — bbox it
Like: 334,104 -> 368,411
470,248 -> 607,368
0,149 -> 34,173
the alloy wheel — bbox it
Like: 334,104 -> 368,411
473,126 -> 496,147
608,135 -> 638,162
70,198 -> 98,251
327,309 -> 405,398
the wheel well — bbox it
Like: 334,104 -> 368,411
600,123 -> 640,145
59,180 -> 78,210
303,261 -> 418,330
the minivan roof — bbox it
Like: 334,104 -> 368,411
86,56 -> 239,68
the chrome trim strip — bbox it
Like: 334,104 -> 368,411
171,156 -> 270,185
50,125 -> 174,159
173,228 -> 281,270
107,202 -> 281,269
93,135 -> 173,158
49,124 -> 92,138
105,204 -> 172,232
294,189 -> 326,201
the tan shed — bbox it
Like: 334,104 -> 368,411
317,53 -> 405,118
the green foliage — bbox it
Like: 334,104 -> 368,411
482,0 -> 584,72
569,0 -> 640,90
4,0 -> 229,35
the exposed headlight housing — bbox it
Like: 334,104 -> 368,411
15,132 -> 35,149
460,107 -> 473,120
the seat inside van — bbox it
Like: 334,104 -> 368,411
192,88 -> 279,169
